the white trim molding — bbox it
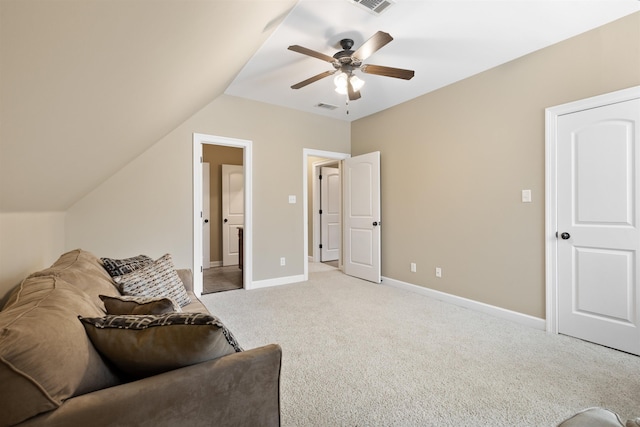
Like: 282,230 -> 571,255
383,277 -> 546,330
544,85 -> 640,334
252,274 -> 305,290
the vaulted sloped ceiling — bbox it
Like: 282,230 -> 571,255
2,0 -> 639,213
0,0 -> 296,212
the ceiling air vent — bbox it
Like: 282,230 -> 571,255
315,103 -> 339,111
348,0 -> 395,15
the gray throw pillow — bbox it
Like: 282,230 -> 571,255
101,255 -> 153,277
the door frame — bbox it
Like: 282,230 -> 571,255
545,85 -> 640,334
303,149 -> 350,281
193,133 -> 253,295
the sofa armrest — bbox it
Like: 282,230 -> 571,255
19,344 -> 282,427
176,268 -> 194,293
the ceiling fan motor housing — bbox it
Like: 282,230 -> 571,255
333,39 -> 364,73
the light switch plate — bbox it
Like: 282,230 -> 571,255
521,189 -> 532,203
288,195 -> 296,204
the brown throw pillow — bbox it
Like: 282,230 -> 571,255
112,254 -> 191,307
78,313 -> 243,377
99,295 -> 181,315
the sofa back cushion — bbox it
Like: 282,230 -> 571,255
0,275 -> 122,426
27,249 -> 121,311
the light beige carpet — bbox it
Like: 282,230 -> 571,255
201,263 -> 640,426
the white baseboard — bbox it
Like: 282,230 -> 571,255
382,276 -> 546,331
207,261 -> 222,268
249,274 -> 305,290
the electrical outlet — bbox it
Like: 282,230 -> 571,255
410,262 -> 417,273
280,257 -> 286,266
435,267 -> 442,278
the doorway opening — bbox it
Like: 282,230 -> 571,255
201,147 -> 244,294
193,133 -> 253,296
313,159 -> 340,266
303,149 -> 350,281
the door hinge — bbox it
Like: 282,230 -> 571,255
319,209 -> 323,215
200,211 -> 203,218
200,156 -> 203,163
319,174 -> 322,180
319,244 -> 323,249
200,266 -> 203,273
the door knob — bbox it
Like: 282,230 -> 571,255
224,219 -> 228,223
560,232 -> 570,240
204,219 -> 209,223
373,221 -> 378,226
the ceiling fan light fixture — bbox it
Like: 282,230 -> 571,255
334,73 -> 364,95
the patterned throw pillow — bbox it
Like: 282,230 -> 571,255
101,255 -> 153,277
78,313 -> 243,377
112,254 -> 191,307
99,294 -> 181,315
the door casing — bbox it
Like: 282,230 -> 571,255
545,85 -> 640,334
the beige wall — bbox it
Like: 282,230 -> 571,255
351,12 -> 640,319
203,145 -> 243,264
0,212 -> 65,299
65,95 -> 350,281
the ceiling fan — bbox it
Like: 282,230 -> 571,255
288,31 -> 415,101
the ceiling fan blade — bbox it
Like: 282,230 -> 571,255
291,70 -> 336,89
288,45 -> 337,64
347,78 -> 361,101
352,31 -> 393,61
361,64 -> 415,80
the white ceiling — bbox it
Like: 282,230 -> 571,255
226,0 -> 640,121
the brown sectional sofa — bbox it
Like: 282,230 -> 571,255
0,249 -> 281,427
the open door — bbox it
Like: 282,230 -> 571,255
343,151 -> 381,283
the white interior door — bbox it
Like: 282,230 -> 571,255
202,162 -> 211,268
557,97 -> 640,355
321,166 -> 340,262
343,151 -> 381,283
222,164 -> 244,267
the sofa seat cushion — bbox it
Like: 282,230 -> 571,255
113,254 -> 191,307
26,249 -> 121,311
0,276 -> 123,426
79,313 -> 243,378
